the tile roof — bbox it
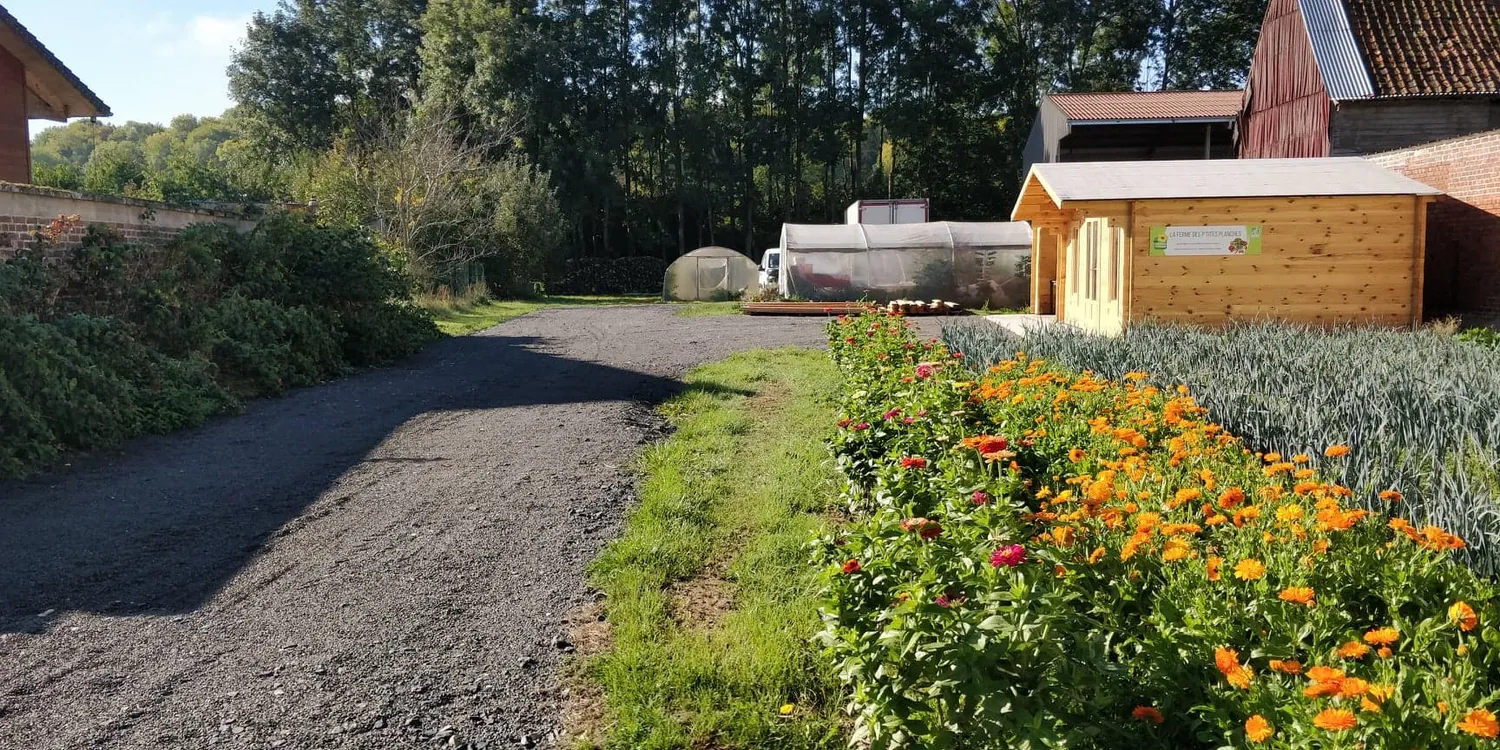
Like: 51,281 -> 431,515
1027,157 -> 1440,203
0,3 -> 110,117
1341,0 -> 1500,97
1046,91 -> 1245,122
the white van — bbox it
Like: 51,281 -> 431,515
758,248 -> 782,293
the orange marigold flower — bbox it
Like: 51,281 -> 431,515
1263,452 -> 1283,463
1360,697 -> 1382,713
1363,627 -> 1398,646
1441,701 -> 1451,714
1226,667 -> 1253,690
1307,666 -> 1344,683
1218,487 -> 1246,508
1312,708 -> 1357,732
1233,558 -> 1266,581
1088,546 -> 1106,564
1132,706 -> 1164,724
1205,513 -> 1229,526
1214,647 -> 1241,676
1338,677 -> 1370,698
1337,641 -> 1370,659
1279,587 -> 1316,606
1268,659 -> 1302,675
1451,601 -> 1480,631
1460,709 -> 1500,739
1313,539 -> 1330,554
1378,646 -> 1393,659
1245,714 -> 1273,743
1459,644 -> 1471,656
1206,556 -> 1223,581
1324,444 -> 1351,458
1379,489 -> 1402,502
1068,448 -> 1086,462
1292,453 -> 1310,463
1304,680 -> 1343,698
1293,468 -> 1315,480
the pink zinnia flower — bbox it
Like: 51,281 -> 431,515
882,408 -> 902,420
903,417 -> 914,424
935,592 -> 965,608
972,491 -> 990,505
914,363 -> 936,378
900,517 -> 942,540
841,558 -> 861,574
851,422 -> 870,431
900,456 -> 928,470
836,418 -> 852,428
991,545 -> 1026,568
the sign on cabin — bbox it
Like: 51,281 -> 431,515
1149,225 -> 1263,256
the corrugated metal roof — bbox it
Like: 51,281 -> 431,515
1046,91 -> 1245,122
1029,157 -> 1439,202
781,221 -> 1032,252
1299,0 -> 1376,100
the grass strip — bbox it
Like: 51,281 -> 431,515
579,347 -> 844,750
421,295 -> 658,335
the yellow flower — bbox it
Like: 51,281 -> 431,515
1278,586 -> 1315,606
779,703 -> 795,716
1360,697 -> 1382,713
1312,708 -> 1357,731
1245,714 -> 1273,743
1233,558 -> 1266,581
1367,684 -> 1394,702
1206,555 -> 1223,581
1363,627 -> 1398,646
1460,709 -> 1500,738
1275,504 -> 1304,523
1451,601 -> 1479,631
1162,538 -> 1192,562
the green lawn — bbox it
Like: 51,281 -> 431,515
576,348 -> 845,750
672,300 -> 743,317
422,295 -> 657,335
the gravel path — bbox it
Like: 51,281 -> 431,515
0,306 -> 876,750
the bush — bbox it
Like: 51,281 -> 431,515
0,212 -> 439,478
548,256 -> 668,295
943,319 -> 1500,577
820,311 -> 1500,749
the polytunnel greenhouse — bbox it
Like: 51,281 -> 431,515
778,221 -> 1032,308
662,246 -> 759,301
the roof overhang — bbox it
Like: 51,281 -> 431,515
1067,116 -> 1237,126
0,4 -> 110,120
1010,168 -> 1069,228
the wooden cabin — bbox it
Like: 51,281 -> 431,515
1012,158 -> 1441,334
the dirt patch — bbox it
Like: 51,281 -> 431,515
559,601 -> 612,748
666,575 -> 738,632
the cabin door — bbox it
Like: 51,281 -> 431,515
1068,218 -> 1122,334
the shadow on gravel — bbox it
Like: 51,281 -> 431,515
0,333 -> 749,633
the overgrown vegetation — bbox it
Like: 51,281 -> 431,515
944,319 -> 1500,577
0,215 -> 437,479
582,349 -> 845,749
822,311 -> 1500,748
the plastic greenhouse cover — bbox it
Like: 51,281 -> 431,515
780,221 -> 1033,308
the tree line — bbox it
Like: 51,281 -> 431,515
33,0 -> 1265,285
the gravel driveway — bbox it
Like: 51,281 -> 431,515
0,305 -> 884,750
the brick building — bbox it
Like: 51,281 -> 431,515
1240,0 -> 1500,159
0,3 -> 110,184
1368,131 -> 1500,318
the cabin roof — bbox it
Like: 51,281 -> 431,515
1046,91 -> 1245,123
1012,157 -> 1440,220
0,2 -> 110,120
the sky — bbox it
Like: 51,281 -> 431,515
12,0 -> 275,135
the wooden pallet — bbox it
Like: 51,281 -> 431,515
741,301 -> 962,316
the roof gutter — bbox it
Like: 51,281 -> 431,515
1067,116 -> 1237,126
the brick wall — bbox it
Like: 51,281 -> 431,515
0,46 -> 29,184
0,181 -> 259,261
1367,130 -> 1500,319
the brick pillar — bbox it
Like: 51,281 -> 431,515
0,46 -> 30,184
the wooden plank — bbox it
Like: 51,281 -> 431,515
1411,195 -> 1428,325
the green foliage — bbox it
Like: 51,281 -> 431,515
942,319 -> 1500,576
0,214 -> 438,479
549,257 -> 669,296
823,311 -> 1500,749
1457,327 -> 1500,347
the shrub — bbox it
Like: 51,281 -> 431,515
820,311 -> 1500,749
205,295 -> 345,396
943,319 -> 1500,577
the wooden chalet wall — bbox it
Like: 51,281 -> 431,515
1241,0 -> 1331,158
1125,196 -> 1425,325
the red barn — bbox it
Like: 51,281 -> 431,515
1241,0 -> 1500,158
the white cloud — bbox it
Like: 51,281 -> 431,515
189,15 -> 249,56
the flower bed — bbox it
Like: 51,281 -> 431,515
943,319 -> 1500,577
820,311 -> 1500,749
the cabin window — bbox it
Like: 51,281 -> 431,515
1068,236 -> 1077,294
1086,221 -> 1100,300
1109,223 -> 1123,302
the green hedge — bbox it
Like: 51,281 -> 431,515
0,213 -> 438,478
